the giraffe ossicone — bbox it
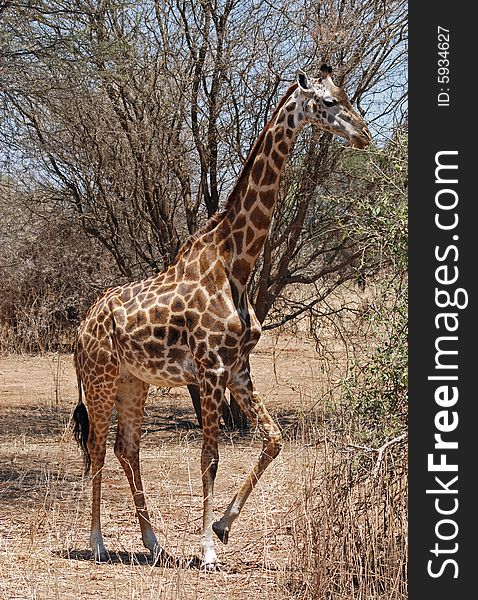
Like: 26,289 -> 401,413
72,66 -> 371,570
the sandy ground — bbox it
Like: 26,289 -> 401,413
0,332 -> 324,600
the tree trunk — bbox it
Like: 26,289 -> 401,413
222,392 -> 249,432
187,384 -> 202,428
187,385 -> 248,432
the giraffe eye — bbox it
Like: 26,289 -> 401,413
323,98 -> 337,108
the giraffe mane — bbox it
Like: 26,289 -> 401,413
170,81 -> 298,264
194,82 -> 299,237
220,82 -> 299,211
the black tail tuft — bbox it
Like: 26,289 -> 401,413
72,402 -> 91,474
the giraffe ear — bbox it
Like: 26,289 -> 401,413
297,69 -> 313,94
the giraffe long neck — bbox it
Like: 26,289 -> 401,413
214,84 -> 305,289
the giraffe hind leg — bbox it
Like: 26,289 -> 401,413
85,385 -> 116,562
212,520 -> 229,544
114,374 -> 161,560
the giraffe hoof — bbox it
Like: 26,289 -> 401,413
201,560 -> 221,573
212,521 -> 229,545
94,551 -> 109,564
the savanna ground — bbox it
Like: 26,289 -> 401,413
1,331 -> 331,600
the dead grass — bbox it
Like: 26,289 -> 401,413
0,330 -> 407,599
285,430 -> 407,599
0,334 -> 318,599
0,435 -> 297,599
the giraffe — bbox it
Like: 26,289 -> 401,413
72,64 -> 371,570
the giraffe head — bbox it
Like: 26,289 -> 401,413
297,64 -> 371,149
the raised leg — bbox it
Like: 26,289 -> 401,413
86,387 -> 116,562
114,374 -> 161,559
198,373 -> 223,570
212,370 -> 282,544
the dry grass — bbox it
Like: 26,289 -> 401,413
0,435 -> 296,599
0,331 -> 407,599
285,430 -> 407,599
0,335 -> 313,599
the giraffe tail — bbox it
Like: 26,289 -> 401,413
72,354 -> 91,474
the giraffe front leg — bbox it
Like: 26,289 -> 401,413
212,377 -> 282,544
200,439 -> 220,570
198,375 -> 223,570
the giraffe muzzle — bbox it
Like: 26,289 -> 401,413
351,127 -> 372,149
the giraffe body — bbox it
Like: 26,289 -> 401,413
77,237 -> 262,388
73,66 -> 371,569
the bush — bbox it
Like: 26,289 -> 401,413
287,434 -> 407,599
0,192 -> 115,353
285,129 -> 408,598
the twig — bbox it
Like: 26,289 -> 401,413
343,432 -> 407,477
371,432 -> 407,478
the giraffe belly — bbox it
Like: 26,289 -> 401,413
119,347 -> 199,387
